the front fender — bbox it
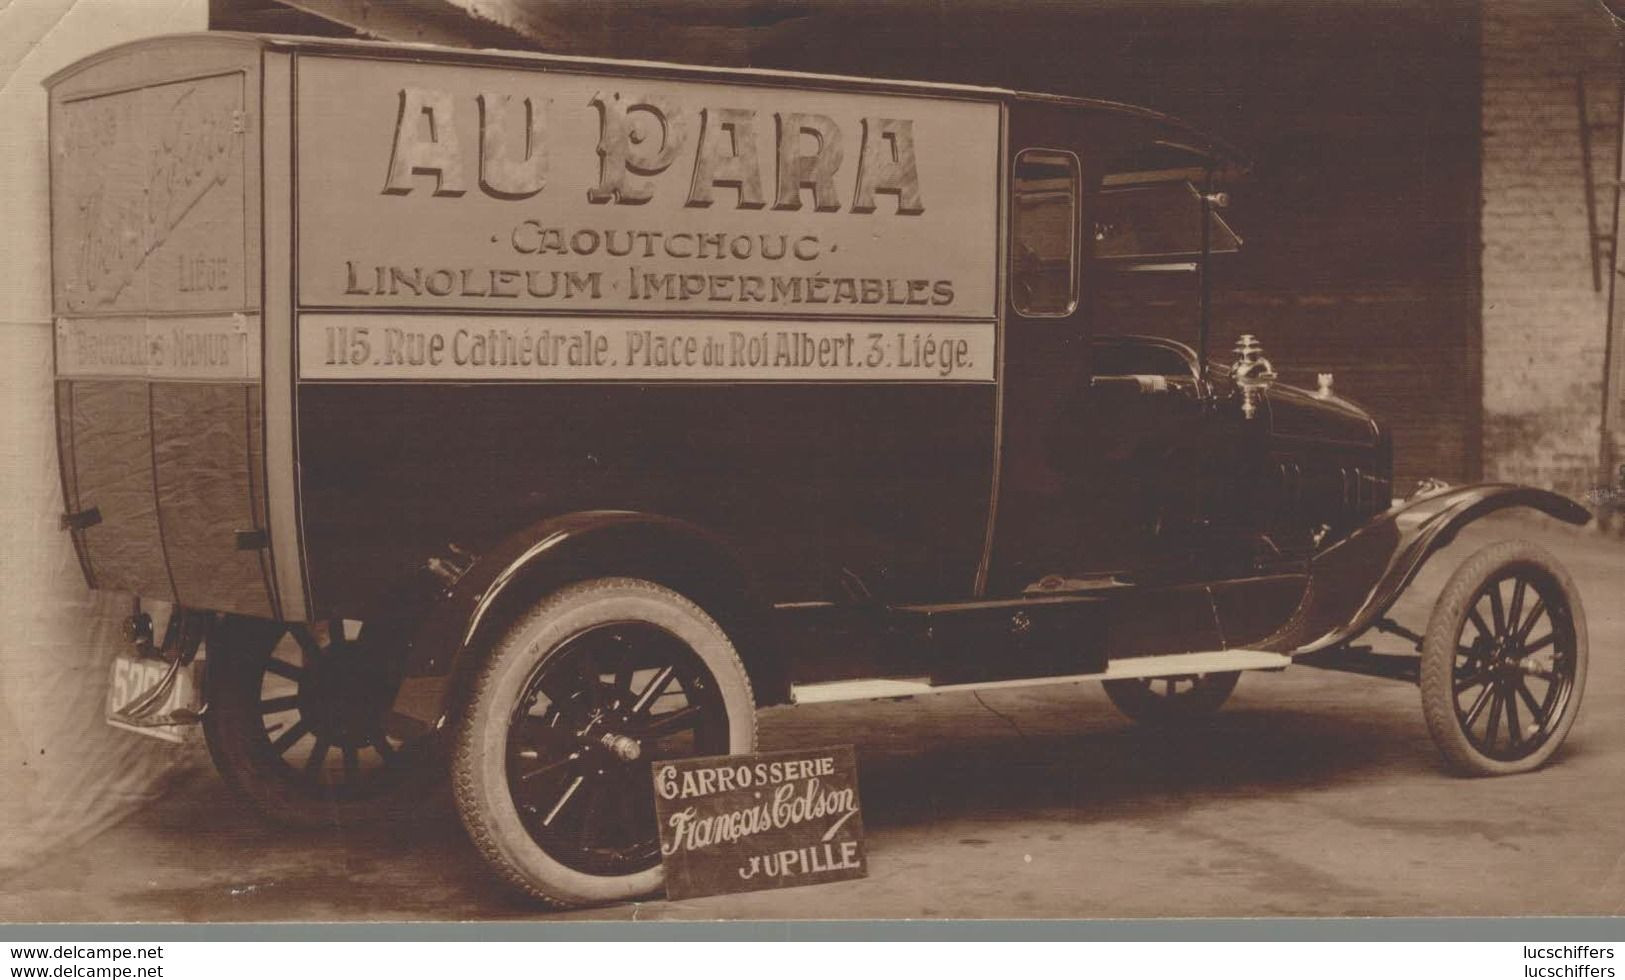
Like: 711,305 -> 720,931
386,510 -> 757,736
1259,483 -> 1591,655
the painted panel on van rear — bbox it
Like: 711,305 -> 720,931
53,71 -> 250,317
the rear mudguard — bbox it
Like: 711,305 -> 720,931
385,510 -> 761,736
1259,483 -> 1590,655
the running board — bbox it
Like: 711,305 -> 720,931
789,649 -> 1292,705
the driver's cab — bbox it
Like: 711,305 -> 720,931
986,101 -> 1257,595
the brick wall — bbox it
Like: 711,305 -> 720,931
1481,0 -> 1621,498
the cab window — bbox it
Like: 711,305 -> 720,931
1010,149 -> 1079,317
1089,141 -> 1242,351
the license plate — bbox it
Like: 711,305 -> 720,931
105,654 -> 199,743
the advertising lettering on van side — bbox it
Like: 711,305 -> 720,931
295,58 -> 998,382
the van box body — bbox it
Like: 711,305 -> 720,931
47,34 -> 1003,621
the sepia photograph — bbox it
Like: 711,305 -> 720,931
1,0 -> 1623,935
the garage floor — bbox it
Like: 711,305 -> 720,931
3,517 -> 1621,922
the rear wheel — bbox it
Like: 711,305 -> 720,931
1102,671 -> 1240,726
202,615 -> 440,827
452,578 -> 756,907
1420,540 -> 1587,776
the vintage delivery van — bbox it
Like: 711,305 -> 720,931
48,33 -> 1592,907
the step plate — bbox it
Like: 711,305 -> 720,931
790,649 -> 1292,705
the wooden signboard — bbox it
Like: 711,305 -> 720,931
653,745 -> 867,901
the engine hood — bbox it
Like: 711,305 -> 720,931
1267,381 -> 1382,448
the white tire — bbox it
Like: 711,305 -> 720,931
453,578 -> 756,907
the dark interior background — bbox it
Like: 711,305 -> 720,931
217,0 -> 1483,487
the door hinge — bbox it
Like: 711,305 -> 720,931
61,506 -> 102,531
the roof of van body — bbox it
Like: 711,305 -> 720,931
45,31 -> 1250,171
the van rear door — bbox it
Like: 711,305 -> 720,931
48,36 -> 275,617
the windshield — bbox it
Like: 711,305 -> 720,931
1089,168 -> 1242,355
1093,180 -> 1241,265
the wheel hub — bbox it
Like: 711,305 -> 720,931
297,648 -> 395,746
597,732 -> 642,762
569,708 -> 644,771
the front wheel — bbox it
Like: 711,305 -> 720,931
452,578 -> 756,907
1420,540 -> 1587,776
